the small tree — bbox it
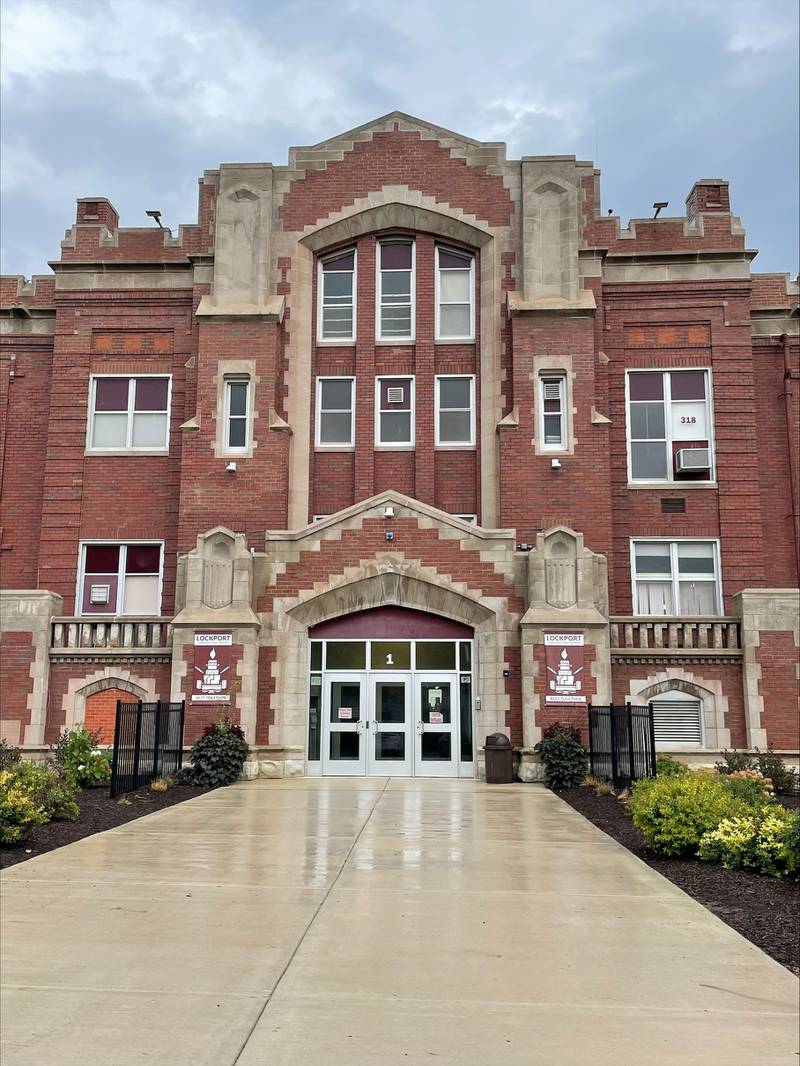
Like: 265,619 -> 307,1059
189,716 -> 249,787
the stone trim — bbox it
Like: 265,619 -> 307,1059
624,670 -> 731,751
62,668 -> 156,731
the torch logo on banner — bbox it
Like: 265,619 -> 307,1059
548,647 -> 583,695
192,632 -> 233,703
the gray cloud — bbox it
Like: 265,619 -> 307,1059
2,0 -> 797,278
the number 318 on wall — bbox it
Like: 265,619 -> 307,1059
680,416 -> 697,424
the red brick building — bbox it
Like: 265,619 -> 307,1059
1,113 -> 798,778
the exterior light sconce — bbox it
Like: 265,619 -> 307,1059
386,531 -> 394,541
550,458 -> 561,470
502,669 -> 510,678
384,506 -> 395,518
225,461 -> 237,473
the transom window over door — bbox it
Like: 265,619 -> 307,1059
436,247 -> 475,341
377,241 -> 414,341
627,370 -> 713,482
78,542 -> 163,615
631,540 -> 721,615
316,377 -> 355,447
375,377 -> 414,446
88,376 -> 170,451
318,250 -> 356,342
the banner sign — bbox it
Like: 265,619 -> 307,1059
192,632 -> 233,703
544,633 -> 586,703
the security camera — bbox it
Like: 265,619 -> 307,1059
386,531 -> 394,541
550,458 -> 561,470
225,461 -> 237,473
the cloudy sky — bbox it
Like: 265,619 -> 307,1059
2,0 -> 797,279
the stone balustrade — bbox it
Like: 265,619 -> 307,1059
610,616 -> 741,654
50,617 -> 171,655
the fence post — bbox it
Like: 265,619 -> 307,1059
177,701 -> 185,771
609,706 -> 619,787
625,702 -> 636,783
587,702 -> 594,776
131,701 -> 143,790
153,701 -> 162,780
648,701 -> 657,777
110,700 -> 123,798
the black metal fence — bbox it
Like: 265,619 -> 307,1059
588,703 -> 657,788
110,700 -> 185,798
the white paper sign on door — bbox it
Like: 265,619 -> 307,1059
338,707 -> 352,720
429,711 -> 444,725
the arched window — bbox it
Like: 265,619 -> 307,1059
650,688 -> 703,747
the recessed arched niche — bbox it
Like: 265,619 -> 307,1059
203,532 -> 235,609
543,530 -> 578,608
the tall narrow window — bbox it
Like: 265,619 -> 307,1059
435,375 -> 475,446
88,376 -> 170,451
78,542 -> 163,616
316,377 -> 355,447
627,370 -> 713,482
436,248 -> 475,341
375,377 -> 414,446
539,374 -> 567,450
631,540 -> 721,616
377,241 -> 414,341
224,378 -> 249,452
318,250 -> 356,342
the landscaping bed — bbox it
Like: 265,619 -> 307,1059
559,786 -> 800,975
0,783 -> 209,870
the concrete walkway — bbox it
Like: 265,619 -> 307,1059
1,779 -> 798,1065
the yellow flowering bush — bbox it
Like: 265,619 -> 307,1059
698,806 -> 796,877
0,770 -> 49,844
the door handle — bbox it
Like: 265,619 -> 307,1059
370,721 -> 378,734
416,720 -> 424,734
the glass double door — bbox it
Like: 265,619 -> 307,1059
321,672 -> 459,777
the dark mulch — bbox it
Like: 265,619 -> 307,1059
1,784 -> 210,870
559,787 -> 800,976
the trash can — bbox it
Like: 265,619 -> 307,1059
484,732 -> 513,784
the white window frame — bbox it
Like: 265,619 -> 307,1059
315,376 -> 355,449
435,374 -> 476,447
538,373 -> 568,451
625,368 -> 715,485
317,248 -> 357,344
435,247 -> 475,342
86,374 -> 172,454
651,689 -> 705,749
223,377 -> 250,454
630,538 -> 723,617
76,540 -> 164,617
376,240 -> 415,344
374,375 -> 415,448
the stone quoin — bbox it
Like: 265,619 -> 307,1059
1,112 -> 798,778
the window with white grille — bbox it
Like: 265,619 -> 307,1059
626,369 -> 714,482
318,250 -> 356,342
316,377 -> 355,447
87,375 -> 171,452
78,542 -> 163,616
631,539 -> 721,616
375,377 -> 414,447
435,247 -> 475,341
435,375 -> 475,446
651,691 -> 703,747
377,241 -> 414,341
538,374 -> 567,450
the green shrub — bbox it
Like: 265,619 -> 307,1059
698,806 -> 795,877
0,770 -> 48,844
716,749 -> 755,775
629,773 -> 751,857
189,717 -> 249,788
534,723 -> 588,791
54,727 -> 112,788
753,748 -> 798,796
782,810 -> 800,876
8,762 -> 79,821
656,755 -> 689,778
722,770 -> 775,807
0,739 -> 21,771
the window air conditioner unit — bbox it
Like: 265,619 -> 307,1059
386,387 -> 405,404
676,447 -> 710,474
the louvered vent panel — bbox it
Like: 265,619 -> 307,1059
651,699 -> 702,745
543,382 -> 562,401
386,387 -> 404,404
661,498 -> 686,514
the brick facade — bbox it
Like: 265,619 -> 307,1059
1,112 -> 797,771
